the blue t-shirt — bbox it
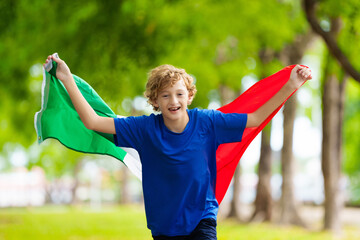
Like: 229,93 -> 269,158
114,108 -> 247,236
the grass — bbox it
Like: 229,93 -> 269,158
0,205 -> 359,240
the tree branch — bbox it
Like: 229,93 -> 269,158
303,0 -> 360,83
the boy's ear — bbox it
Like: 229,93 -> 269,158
187,94 -> 194,105
152,99 -> 159,108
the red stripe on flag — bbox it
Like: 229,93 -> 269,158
215,65 -> 306,204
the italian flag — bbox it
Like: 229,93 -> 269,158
34,60 -> 304,204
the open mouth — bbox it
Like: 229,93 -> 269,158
169,107 -> 181,112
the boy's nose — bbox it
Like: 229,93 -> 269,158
169,95 -> 178,104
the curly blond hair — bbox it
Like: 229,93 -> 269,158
144,64 -> 197,111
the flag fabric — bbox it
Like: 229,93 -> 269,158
35,62 -> 304,204
215,65 -> 304,203
34,61 -> 142,179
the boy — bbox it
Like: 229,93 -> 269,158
44,54 -> 311,239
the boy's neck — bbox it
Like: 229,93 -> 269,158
163,112 -> 189,133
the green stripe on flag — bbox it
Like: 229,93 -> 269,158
34,62 -> 127,162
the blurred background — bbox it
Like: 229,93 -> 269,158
0,0 -> 360,239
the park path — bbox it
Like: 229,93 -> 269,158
301,205 -> 360,229
218,203 -> 360,229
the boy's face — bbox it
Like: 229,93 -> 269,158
153,78 -> 193,123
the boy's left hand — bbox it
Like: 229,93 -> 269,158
289,65 -> 312,89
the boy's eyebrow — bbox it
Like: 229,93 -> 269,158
175,89 -> 186,93
159,90 -> 187,95
159,90 -> 169,94
159,88 -> 186,94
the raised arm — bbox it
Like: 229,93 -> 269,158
44,54 -> 116,134
246,65 -> 312,128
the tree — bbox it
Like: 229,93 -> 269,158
302,0 -> 360,231
321,53 -> 346,232
278,31 -> 315,227
250,124 -> 272,222
343,81 -> 360,205
218,85 -> 241,219
250,48 -> 275,222
227,164 -> 242,219
0,0 -> 193,187
303,0 -> 360,83
249,28 -> 315,224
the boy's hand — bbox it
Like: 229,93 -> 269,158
289,65 -> 312,89
43,53 -> 73,84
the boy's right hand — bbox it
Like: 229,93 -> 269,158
43,53 -> 73,84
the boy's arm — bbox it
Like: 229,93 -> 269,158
44,54 -> 116,134
246,65 -> 312,128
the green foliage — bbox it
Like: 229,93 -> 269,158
153,0 -> 307,106
28,140 -> 84,179
314,0 -> 360,70
343,80 -> 360,204
0,0 -> 307,148
1,0 -> 359,190
347,174 -> 360,205
343,80 -> 360,175
313,0 -> 360,203
315,0 -> 360,198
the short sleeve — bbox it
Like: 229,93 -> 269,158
113,116 -> 146,150
211,110 -> 247,145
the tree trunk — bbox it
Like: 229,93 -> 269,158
279,95 -> 306,227
278,31 -> 314,227
279,95 -> 298,223
71,159 -> 83,205
219,85 -> 242,220
250,123 -> 272,222
312,15 -> 345,233
119,165 -> 131,204
321,57 -> 347,232
248,48 -> 276,223
227,164 -> 242,219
